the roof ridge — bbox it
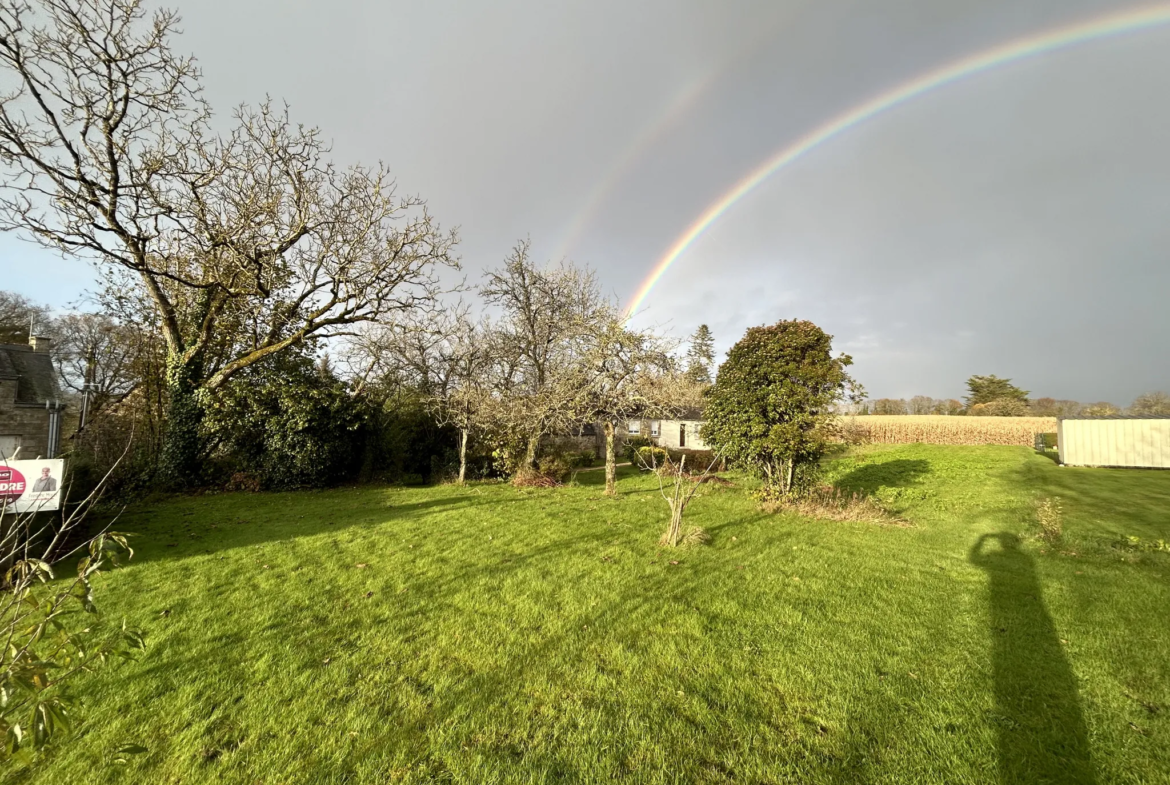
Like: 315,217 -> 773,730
1059,414 -> 1170,420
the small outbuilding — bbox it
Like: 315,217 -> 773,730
1057,415 -> 1170,469
629,408 -> 709,451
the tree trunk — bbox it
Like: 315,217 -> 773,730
458,428 -> 469,485
158,353 -> 204,491
786,460 -> 795,496
669,504 -> 683,546
604,421 -> 617,496
523,432 -> 540,471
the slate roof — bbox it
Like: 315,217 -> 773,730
0,344 -> 60,405
664,407 -> 706,421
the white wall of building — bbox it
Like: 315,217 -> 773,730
1058,418 -> 1170,468
631,419 -> 707,450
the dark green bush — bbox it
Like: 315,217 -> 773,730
537,454 -> 573,482
666,449 -> 720,470
361,392 -> 458,485
565,450 -> 598,469
69,346 -> 465,496
201,352 -> 368,489
702,319 -> 855,497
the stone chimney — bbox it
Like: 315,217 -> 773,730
29,335 -> 51,353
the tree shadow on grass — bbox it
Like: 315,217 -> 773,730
105,491 -> 528,566
703,512 -> 771,539
571,464 -> 640,488
832,459 -> 931,496
101,463 -> 656,566
90,464 -> 672,575
969,533 -> 1096,784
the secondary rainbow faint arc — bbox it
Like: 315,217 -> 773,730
554,9 -> 796,263
625,3 -> 1170,319
552,77 -> 713,262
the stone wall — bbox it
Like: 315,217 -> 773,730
0,381 -> 52,458
544,433 -> 603,457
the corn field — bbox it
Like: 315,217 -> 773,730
834,415 -> 1058,447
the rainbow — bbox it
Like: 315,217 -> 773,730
626,3 -> 1170,318
554,10 -> 796,262
552,76 -> 713,262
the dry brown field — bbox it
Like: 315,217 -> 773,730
836,414 -> 1058,447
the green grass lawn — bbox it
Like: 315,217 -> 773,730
14,445 -> 1170,784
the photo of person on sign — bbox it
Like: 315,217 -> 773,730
31,466 -> 57,493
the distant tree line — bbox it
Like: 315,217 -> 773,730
855,374 -> 1168,417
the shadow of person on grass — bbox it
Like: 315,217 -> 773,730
969,533 -> 1096,785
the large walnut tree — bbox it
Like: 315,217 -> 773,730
0,0 -> 456,483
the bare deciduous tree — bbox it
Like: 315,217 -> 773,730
578,317 -> 682,495
433,317 -> 494,485
1129,391 -> 1170,416
0,1 -> 457,485
1080,401 -> 1120,417
932,398 -> 965,416
639,449 -> 723,547
480,241 -> 607,471
872,398 -> 909,415
908,395 -> 935,415
53,311 -> 143,424
0,290 -> 52,344
347,306 -> 494,485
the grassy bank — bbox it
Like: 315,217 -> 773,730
15,445 -> 1170,784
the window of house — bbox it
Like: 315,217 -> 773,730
627,420 -> 641,435
650,421 -> 660,437
0,436 -> 20,460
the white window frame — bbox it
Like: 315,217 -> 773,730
627,420 -> 641,435
650,421 -> 660,437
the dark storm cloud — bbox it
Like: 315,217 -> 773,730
635,15 -> 1170,403
4,0 -> 1165,404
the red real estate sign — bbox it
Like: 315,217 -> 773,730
0,466 -> 25,505
0,459 -> 63,513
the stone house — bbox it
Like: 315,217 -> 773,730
627,407 -> 709,451
0,337 -> 65,460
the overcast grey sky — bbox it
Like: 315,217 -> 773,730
3,0 -> 1167,403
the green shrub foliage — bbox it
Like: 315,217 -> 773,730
702,320 -> 855,496
365,391 -> 460,485
622,436 -> 654,464
634,445 -> 670,469
202,352 -> 367,489
2,502 -> 144,767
